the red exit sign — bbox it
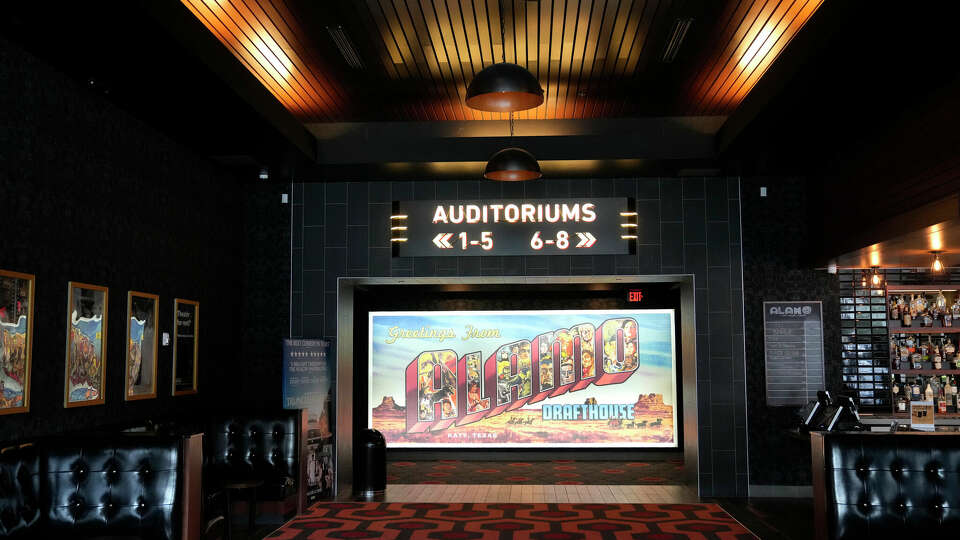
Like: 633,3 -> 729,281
628,289 -> 643,302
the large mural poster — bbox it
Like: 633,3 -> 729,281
369,309 -> 677,448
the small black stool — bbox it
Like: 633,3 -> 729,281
222,478 -> 264,539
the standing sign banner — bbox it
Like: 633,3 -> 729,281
282,339 -> 334,500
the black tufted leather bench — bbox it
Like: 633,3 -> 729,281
0,445 -> 39,536
205,410 -> 307,520
811,431 -> 960,539
0,434 -> 202,539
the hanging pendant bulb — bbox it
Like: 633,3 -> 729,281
483,148 -> 542,181
931,251 -> 945,273
466,63 -> 544,112
870,266 -> 882,287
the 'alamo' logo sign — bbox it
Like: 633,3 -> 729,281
769,305 -> 812,316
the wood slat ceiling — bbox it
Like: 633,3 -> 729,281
684,0 -> 824,114
182,0 -> 824,122
355,0 -> 666,121
181,0 -> 349,121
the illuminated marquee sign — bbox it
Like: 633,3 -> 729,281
391,198 -> 636,257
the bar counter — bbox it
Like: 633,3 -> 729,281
810,430 -> 960,538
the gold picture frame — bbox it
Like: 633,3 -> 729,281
125,291 -> 159,401
172,298 -> 199,396
0,269 -> 35,415
65,282 -> 108,408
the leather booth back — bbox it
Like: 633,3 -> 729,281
207,413 -> 298,482
0,446 -> 40,537
821,433 -> 960,537
0,436 -> 183,540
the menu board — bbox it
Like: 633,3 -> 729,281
172,299 -> 199,395
763,301 -> 824,406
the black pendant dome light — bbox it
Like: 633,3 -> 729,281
466,62 -> 544,112
473,1 -> 543,181
483,147 -> 542,181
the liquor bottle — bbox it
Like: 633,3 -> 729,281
903,303 -> 913,327
954,377 -> 960,412
925,380 -> 935,401
912,345 -> 924,370
933,340 -> 943,369
899,339 -> 911,370
939,378 -> 948,413
892,374 -> 900,397
891,296 -> 900,320
912,377 -> 922,400
953,377 -> 960,412
953,297 -> 960,318
945,338 -> 956,359
945,377 -> 956,413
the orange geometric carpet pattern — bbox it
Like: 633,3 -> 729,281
269,502 -> 757,539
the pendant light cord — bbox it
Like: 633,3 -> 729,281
502,2 -> 516,144
499,0 -> 507,64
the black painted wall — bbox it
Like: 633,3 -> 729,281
741,177 -> 841,486
289,177 -> 749,497
0,38 -> 244,439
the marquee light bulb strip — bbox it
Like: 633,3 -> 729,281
390,210 -> 408,244
620,208 -> 639,240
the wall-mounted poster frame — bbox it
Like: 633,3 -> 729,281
0,269 -> 35,415
126,291 -> 159,401
172,298 -> 199,396
65,282 -> 109,408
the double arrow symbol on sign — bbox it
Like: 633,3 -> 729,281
575,232 -> 597,248
433,233 -> 454,248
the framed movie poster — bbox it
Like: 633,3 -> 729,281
0,270 -> 35,415
65,282 -> 108,408
126,291 -> 159,400
172,298 -> 199,396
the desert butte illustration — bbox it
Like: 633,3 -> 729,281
372,393 -> 674,445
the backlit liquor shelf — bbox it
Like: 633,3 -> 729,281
886,284 -> 960,416
838,270 -> 960,413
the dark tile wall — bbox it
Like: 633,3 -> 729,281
290,177 -> 749,496
741,177 -> 841,487
0,37 -> 244,440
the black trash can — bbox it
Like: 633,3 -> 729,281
357,428 -> 386,498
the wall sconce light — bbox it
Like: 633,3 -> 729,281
870,266 -> 883,287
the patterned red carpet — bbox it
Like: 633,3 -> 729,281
269,502 -> 757,539
387,460 -> 684,485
